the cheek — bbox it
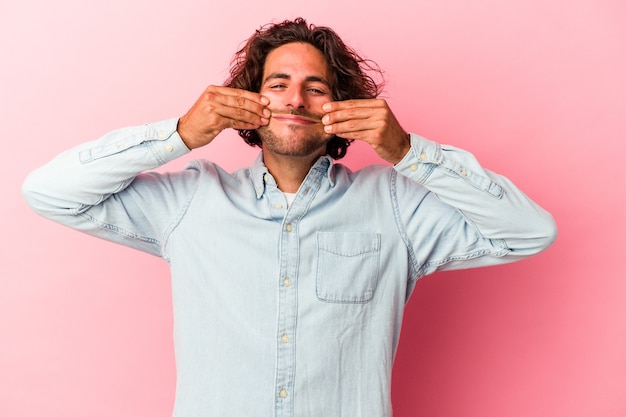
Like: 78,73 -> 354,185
261,91 -> 280,105
312,99 -> 331,114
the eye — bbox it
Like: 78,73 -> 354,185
307,87 -> 328,95
270,83 -> 287,90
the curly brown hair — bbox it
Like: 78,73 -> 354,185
224,18 -> 384,159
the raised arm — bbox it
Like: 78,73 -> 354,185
22,87 -> 270,255
322,99 -> 557,275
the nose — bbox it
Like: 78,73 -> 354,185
284,87 -> 306,109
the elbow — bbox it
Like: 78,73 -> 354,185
516,211 -> 558,257
22,170 -> 56,217
22,171 -> 41,212
501,210 -> 558,261
536,213 -> 558,253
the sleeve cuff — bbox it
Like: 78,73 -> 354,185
393,133 -> 442,184
145,118 -> 191,164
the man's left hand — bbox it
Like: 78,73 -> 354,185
322,99 -> 410,164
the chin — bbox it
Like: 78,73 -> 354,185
258,125 -> 330,158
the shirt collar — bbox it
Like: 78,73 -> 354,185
250,152 -> 336,199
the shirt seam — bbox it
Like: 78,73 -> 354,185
160,161 -> 204,262
389,169 -> 422,283
77,212 -> 161,246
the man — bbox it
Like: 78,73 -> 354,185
23,18 -> 556,417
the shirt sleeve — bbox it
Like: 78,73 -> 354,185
22,118 -> 196,258
393,133 -> 557,279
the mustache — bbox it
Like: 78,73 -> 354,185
269,109 -> 323,122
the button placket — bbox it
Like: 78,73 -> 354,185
273,159 -> 327,417
275,217 -> 298,415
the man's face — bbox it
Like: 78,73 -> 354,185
257,42 -> 334,158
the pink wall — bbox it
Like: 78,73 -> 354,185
2,0 -> 625,416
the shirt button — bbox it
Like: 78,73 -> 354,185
283,278 -> 291,287
158,132 -> 166,139
419,152 -> 427,161
460,169 -> 468,176
274,203 -> 283,209
285,224 -> 292,232
117,143 -> 125,150
281,334 -> 289,343
165,145 -> 174,153
279,389 -> 288,398
410,164 -> 418,171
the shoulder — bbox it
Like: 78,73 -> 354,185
178,159 -> 255,191
334,162 -> 432,201
333,162 -> 392,182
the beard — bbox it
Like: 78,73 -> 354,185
256,110 -> 332,158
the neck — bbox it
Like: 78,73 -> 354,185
263,151 -> 324,193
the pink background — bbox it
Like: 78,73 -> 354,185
2,0 -> 625,416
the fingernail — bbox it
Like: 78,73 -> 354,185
324,125 -> 332,133
261,117 -> 268,124
322,115 -> 330,124
261,96 -> 270,105
322,103 -> 331,111
263,108 -> 271,117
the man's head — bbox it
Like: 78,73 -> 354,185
225,18 -> 383,159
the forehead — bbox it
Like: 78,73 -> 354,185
263,42 -> 330,80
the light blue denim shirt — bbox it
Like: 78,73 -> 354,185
23,118 -> 556,417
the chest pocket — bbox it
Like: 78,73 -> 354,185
316,232 -> 381,304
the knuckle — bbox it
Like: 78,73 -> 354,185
205,103 -> 218,115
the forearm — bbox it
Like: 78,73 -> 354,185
395,134 -> 557,260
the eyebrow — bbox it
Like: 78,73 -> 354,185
263,72 -> 331,88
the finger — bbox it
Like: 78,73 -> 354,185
208,85 -> 270,106
216,103 -> 269,128
324,117 -> 384,137
333,129 -> 372,142
322,104 -> 388,135
229,118 -> 265,131
222,94 -> 271,119
206,92 -> 269,116
322,99 -> 389,128
322,107 -> 379,127
322,99 -> 386,114
203,86 -> 270,123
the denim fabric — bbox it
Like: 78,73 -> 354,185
23,118 -> 556,417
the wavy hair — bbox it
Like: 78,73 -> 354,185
224,18 -> 384,159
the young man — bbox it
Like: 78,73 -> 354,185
23,18 -> 556,417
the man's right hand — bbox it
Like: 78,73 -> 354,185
177,85 -> 270,149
